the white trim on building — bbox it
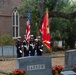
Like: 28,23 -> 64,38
12,9 -> 20,39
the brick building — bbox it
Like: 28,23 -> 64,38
0,0 -> 26,39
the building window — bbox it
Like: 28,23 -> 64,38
12,10 -> 20,39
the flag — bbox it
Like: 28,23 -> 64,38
39,9 -> 51,50
25,8 -> 30,42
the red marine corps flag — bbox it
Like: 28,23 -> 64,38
39,9 -> 51,50
25,8 -> 30,42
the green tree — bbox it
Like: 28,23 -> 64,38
18,0 -> 39,37
18,0 -> 76,49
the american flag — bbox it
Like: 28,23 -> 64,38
25,8 -> 30,42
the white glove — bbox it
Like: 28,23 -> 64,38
21,45 -> 23,47
20,50 -> 22,53
40,49 -> 43,52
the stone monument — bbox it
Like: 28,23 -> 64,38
16,56 -> 52,75
65,49 -> 76,69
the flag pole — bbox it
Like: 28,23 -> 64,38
46,8 -> 52,51
25,4 -> 31,43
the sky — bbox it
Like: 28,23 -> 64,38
70,0 -> 76,2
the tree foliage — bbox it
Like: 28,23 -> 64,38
18,0 -> 76,48
18,0 -> 39,37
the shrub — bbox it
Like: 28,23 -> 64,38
0,34 -> 15,45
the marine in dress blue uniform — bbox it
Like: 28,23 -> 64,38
16,36 -> 23,58
29,35 -> 35,56
34,38 -> 38,56
23,40 -> 29,57
36,36 -> 43,56
23,35 -> 29,57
